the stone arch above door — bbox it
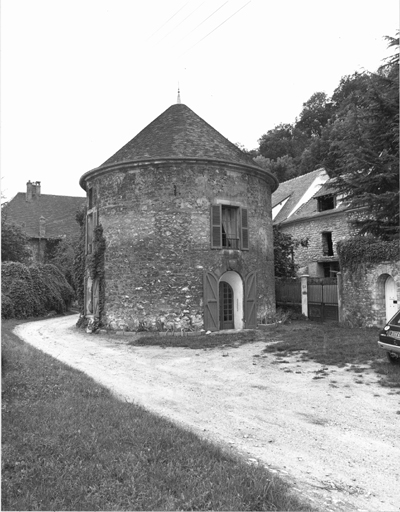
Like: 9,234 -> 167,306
384,275 -> 398,321
376,273 -> 399,324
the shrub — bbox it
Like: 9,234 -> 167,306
1,262 -> 74,319
1,220 -> 32,263
1,294 -> 14,319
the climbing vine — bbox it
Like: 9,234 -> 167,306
87,224 -> 106,326
73,205 -> 86,315
337,237 -> 399,272
74,205 -> 107,330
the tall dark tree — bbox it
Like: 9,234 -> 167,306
326,35 -> 399,239
273,226 -> 308,277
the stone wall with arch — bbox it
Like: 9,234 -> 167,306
340,261 -> 400,327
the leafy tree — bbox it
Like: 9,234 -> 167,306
325,35 -> 399,239
234,142 -> 258,158
254,154 -> 297,182
46,237 -> 78,290
1,217 -> 32,263
273,226 -> 308,277
258,124 -> 295,161
256,32 -> 399,236
73,205 -> 87,312
295,92 -> 333,138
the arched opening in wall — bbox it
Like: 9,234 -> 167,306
219,271 -> 244,330
385,275 -> 397,322
377,274 -> 398,324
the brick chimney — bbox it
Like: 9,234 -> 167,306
26,181 -> 41,201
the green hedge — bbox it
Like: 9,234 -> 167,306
1,262 -> 74,319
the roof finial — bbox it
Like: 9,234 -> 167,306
177,86 -> 181,104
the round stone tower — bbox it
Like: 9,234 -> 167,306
79,102 -> 278,332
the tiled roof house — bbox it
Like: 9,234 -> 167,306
4,181 -> 85,262
272,169 -> 360,277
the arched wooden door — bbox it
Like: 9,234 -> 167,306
385,276 -> 397,321
219,281 -> 234,330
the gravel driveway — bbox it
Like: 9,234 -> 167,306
14,315 -> 400,512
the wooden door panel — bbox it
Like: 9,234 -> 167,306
204,271 -> 219,331
245,271 -> 257,328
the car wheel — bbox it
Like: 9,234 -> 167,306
386,351 -> 400,365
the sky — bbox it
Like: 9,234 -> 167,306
1,0 -> 398,201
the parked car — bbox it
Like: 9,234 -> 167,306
378,310 -> 400,364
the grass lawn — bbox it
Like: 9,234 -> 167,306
2,319 -> 312,511
132,321 -> 400,390
261,322 -> 400,389
129,329 -> 259,349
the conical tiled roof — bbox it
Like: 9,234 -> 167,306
102,103 -> 259,168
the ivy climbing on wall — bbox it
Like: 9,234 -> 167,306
87,224 -> 106,326
73,206 -> 86,315
337,237 -> 399,273
74,203 -> 106,330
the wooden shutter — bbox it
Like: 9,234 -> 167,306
203,271 -> 219,331
245,271 -> 257,328
93,207 -> 98,227
210,205 -> 222,249
241,208 -> 249,250
92,208 -> 99,252
85,215 -> 89,255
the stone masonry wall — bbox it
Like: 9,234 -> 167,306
87,161 -> 275,331
279,210 -> 359,274
340,262 -> 400,327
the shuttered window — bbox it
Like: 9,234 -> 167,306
211,205 -> 222,249
210,205 -> 249,250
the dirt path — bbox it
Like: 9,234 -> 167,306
14,315 -> 400,512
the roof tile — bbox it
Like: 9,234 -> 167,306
5,193 -> 85,239
102,103 -> 259,169
272,169 -> 329,223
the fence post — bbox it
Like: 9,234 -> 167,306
301,274 -> 309,317
337,272 -> 343,323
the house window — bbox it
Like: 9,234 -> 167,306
211,205 -> 249,250
222,206 -> 239,249
317,195 -> 335,212
322,231 -> 333,256
322,262 -> 340,277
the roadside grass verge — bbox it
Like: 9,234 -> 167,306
129,330 -> 258,350
262,322 -> 400,389
2,320 -> 312,511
